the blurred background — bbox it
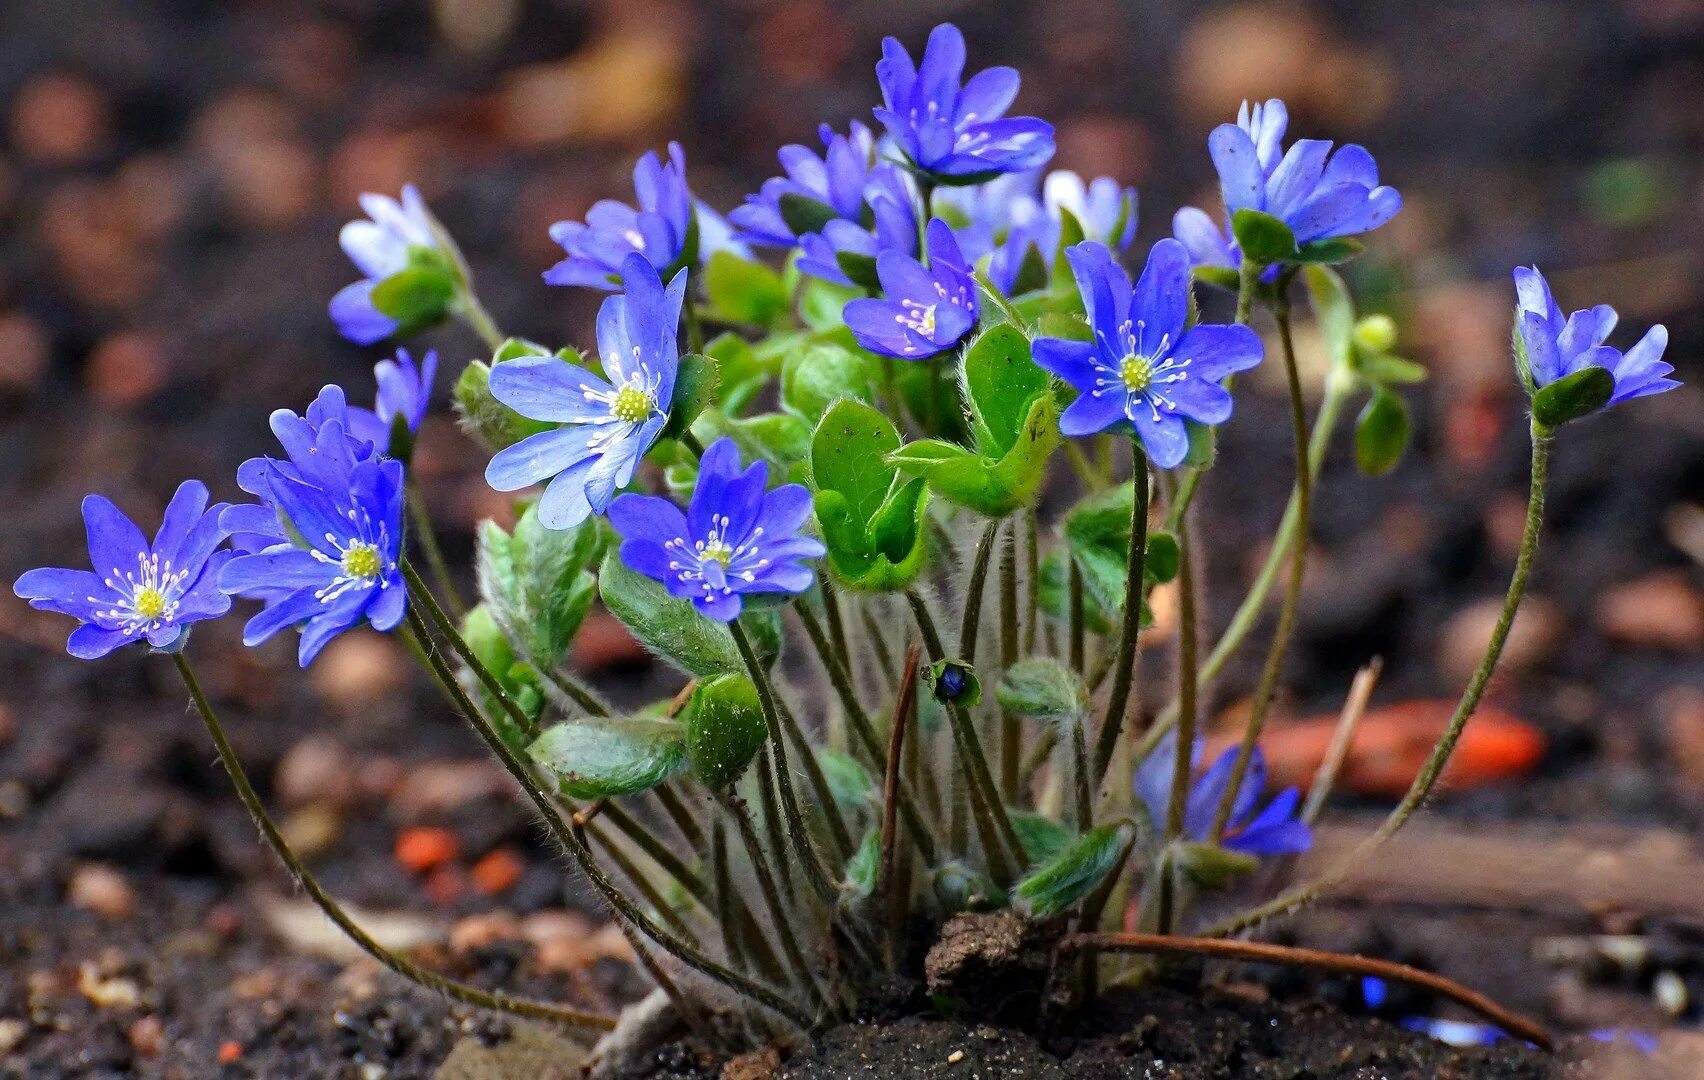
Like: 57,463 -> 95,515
1,0 -> 1702,1072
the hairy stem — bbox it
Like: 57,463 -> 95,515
406,488 -> 465,618
1090,444 -> 1150,787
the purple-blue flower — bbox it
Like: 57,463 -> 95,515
1031,240 -> 1263,467
14,481 -> 233,659
795,163 -> 921,287
1514,266 -> 1676,406
330,185 -> 448,345
874,23 -> 1054,181
730,122 -> 877,248
843,219 -> 979,360
971,170 -> 1138,293
219,455 -> 407,666
348,348 -> 437,454
486,254 -> 683,529
607,437 -> 825,622
545,143 -> 743,290
1135,731 -> 1312,857
1206,98 -> 1401,249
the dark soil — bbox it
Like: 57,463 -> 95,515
3,0 -> 1703,1075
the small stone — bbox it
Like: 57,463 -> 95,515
1596,571 -> 1704,651
721,1046 -> 781,1080
217,1040 -> 243,1066
0,1018 -> 27,1054
311,632 -> 407,709
76,963 -> 141,1010
392,760 -> 506,819
450,912 -> 524,954
128,1016 -> 164,1057
946,1049 -> 965,1064
275,736 -> 358,808
68,863 -> 135,921
279,803 -> 342,859
1437,594 -> 1562,683
469,848 -> 524,896
395,826 -> 460,875
262,897 -> 443,962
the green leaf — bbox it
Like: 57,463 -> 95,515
1009,811 -> 1074,864
369,265 -> 457,331
844,827 -> 881,897
812,400 -> 901,520
1354,388 -> 1410,476
778,193 -> 840,237
996,658 -> 1088,724
475,504 -> 603,672
811,400 -> 932,590
1144,530 -> 1180,584
1360,352 -> 1428,386
1292,236 -> 1364,264
1230,209 -> 1298,265
1033,311 -> 1092,343
798,277 -> 863,333
781,342 -> 871,422
727,412 -> 812,469
1183,420 -> 1217,469
597,551 -> 780,676
703,333 -> 773,415
453,361 -> 553,452
704,251 -> 788,329
1192,265 -> 1242,292
870,476 -> 927,564
527,718 -> 685,799
1037,547 -> 1112,635
962,324 -> 1048,459
1171,841 -> 1259,889
1531,365 -> 1614,429
1050,207 -> 1087,294
660,352 -> 719,442
818,749 -> 875,814
835,251 -> 882,293
683,674 -> 767,790
1302,264 -> 1355,377
932,861 -> 1007,913
1013,823 -> 1133,918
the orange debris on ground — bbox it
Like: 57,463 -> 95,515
393,826 -> 459,874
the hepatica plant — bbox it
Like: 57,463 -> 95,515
14,22 -> 1676,1054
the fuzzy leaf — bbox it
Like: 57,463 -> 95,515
596,551 -> 780,676
475,505 -> 603,671
782,342 -> 871,422
369,265 -> 456,330
683,674 -> 767,790
818,748 -> 875,814
1009,811 -> 1074,864
660,353 -> 719,442
996,658 -> 1088,724
1013,823 -> 1132,918
1532,365 -> 1614,428
844,827 -> 881,897
1230,209 -> 1297,265
527,718 -> 685,799
460,604 -> 543,751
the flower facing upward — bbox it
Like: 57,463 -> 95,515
730,122 -> 878,248
219,456 -> 407,666
14,481 -> 233,659
1206,98 -> 1401,248
874,23 -> 1054,181
795,163 -> 922,287
1514,266 -> 1677,407
843,219 -> 979,360
330,185 -> 447,345
1134,732 -> 1312,857
608,438 -> 825,622
1030,239 -> 1263,467
486,254 -> 684,529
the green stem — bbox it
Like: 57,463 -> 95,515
1234,256 -> 1261,326
715,789 -> 832,1012
406,488 -> 465,618
1206,420 -> 1552,939
774,694 -> 858,861
999,518 -> 1021,801
169,653 -> 613,1031
1023,508 -> 1040,654
682,288 -> 706,354
1208,284 -> 1310,842
1089,444 -> 1150,787
1161,502 -> 1200,925
458,291 -> 505,353
539,664 -> 612,718
400,596 -> 810,1027
400,559 -> 534,741
904,589 -> 1023,879
730,619 -> 839,902
959,519 -> 1001,663
1068,556 -> 1086,675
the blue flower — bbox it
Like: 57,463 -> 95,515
486,254 -> 684,529
795,163 -> 921,287
971,170 -> 1139,293
607,437 -> 825,622
1207,98 -> 1401,248
14,481 -> 234,659
546,143 -> 743,290
843,219 -> 979,359
730,122 -> 877,247
219,455 -> 407,666
874,23 -> 1054,181
330,185 -> 450,345
1031,240 -> 1263,467
349,348 -> 437,454
1134,731 -> 1312,857
1514,266 -> 1676,406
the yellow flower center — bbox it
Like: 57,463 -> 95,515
611,385 -> 655,424
1119,354 -> 1153,393
134,586 -> 167,620
699,539 -> 734,566
341,542 -> 383,580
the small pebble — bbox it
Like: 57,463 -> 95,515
128,1016 -> 164,1057
394,826 -> 459,874
217,1040 -> 243,1065
0,1018 -> 28,1054
68,863 -> 136,921
946,1048 -> 965,1064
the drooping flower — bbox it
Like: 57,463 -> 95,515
1514,266 -> 1676,406
1134,731 -> 1312,857
874,23 -> 1054,181
545,143 -> 744,290
348,348 -> 438,454
1205,98 -> 1401,249
1030,240 -> 1263,467
843,219 -> 979,360
14,481 -> 233,659
330,185 -> 455,345
219,455 -> 406,666
607,437 -> 825,621
486,254 -> 683,529
795,163 -> 921,287
730,122 -> 878,248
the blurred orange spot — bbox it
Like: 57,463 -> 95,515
1209,700 -> 1546,798
394,826 -> 459,874
470,848 -> 525,896
424,865 -> 467,907
217,1041 -> 242,1065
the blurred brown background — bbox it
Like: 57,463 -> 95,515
1,0 -> 1703,1071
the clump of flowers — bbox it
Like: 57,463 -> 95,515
15,21 -> 1674,1058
